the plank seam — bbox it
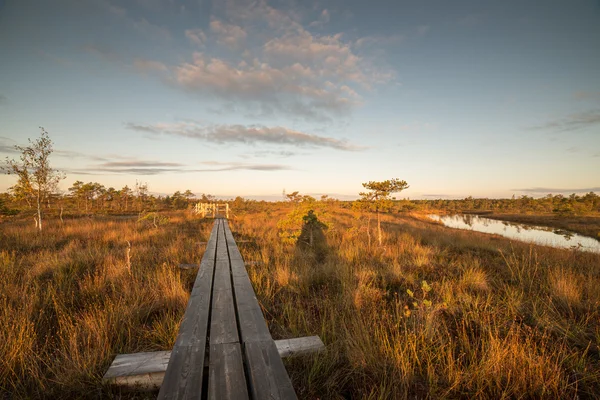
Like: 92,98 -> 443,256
202,218 -> 221,399
224,220 -> 255,398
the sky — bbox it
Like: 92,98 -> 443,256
0,0 -> 599,200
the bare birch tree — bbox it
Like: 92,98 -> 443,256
3,127 -> 65,232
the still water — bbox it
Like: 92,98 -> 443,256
428,214 -> 600,254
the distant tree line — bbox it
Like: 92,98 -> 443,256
412,193 -> 600,216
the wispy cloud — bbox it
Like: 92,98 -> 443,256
129,2 -> 394,122
69,158 -> 291,175
185,29 -> 207,47
0,137 -> 19,154
171,52 -> 362,122
512,187 -> 600,194
530,109 -> 600,132
210,18 -> 247,50
125,121 -> 365,151
308,9 -> 330,28
98,161 -> 184,168
198,161 -> 291,171
0,95 -> 8,105
240,150 -> 300,158
354,34 -> 405,48
0,138 -> 108,161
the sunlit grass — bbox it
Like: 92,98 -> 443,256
1,206 -> 599,398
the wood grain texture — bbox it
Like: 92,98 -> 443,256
157,220 -> 219,399
244,340 -> 297,400
208,343 -> 249,400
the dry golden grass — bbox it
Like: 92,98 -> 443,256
233,206 -> 600,399
0,212 -> 212,398
1,205 -> 600,399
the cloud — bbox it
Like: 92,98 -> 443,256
97,161 -> 184,168
125,1 -> 395,121
0,137 -> 108,161
530,109 -> 600,132
0,95 -> 8,105
171,52 -> 361,121
198,161 -> 291,171
309,9 -> 330,28
125,121 -> 364,151
512,187 -> 600,194
210,18 -> 247,50
241,150 -> 300,158
263,30 -> 378,87
71,158 -> 290,175
185,29 -> 207,47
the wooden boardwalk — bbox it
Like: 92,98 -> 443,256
157,218 -> 297,400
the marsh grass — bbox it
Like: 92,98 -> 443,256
1,206 -> 600,398
233,207 -> 600,399
0,212 -> 211,398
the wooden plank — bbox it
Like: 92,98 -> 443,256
102,336 -> 325,390
208,343 -> 249,400
103,351 -> 170,390
275,336 -> 325,358
244,340 -> 297,400
157,344 -> 205,399
157,219 -> 219,399
210,288 -> 238,345
223,220 -> 297,398
215,220 -> 229,261
222,221 -> 271,343
210,256 -> 238,344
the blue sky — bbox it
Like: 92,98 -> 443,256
1,0 -> 599,200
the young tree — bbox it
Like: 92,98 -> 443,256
3,127 -> 65,231
360,179 -> 409,246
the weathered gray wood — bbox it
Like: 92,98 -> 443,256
102,336 -> 325,389
158,344 -> 205,399
223,220 -> 297,398
222,222 -> 271,343
215,220 -> 229,261
103,351 -> 170,390
245,340 -> 297,400
157,219 -> 219,399
210,288 -> 238,345
114,218 -> 301,398
210,258 -> 238,345
275,336 -> 325,357
208,343 -> 249,400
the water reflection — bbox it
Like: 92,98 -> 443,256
428,214 -> 600,253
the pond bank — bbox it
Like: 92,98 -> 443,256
472,213 -> 600,240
